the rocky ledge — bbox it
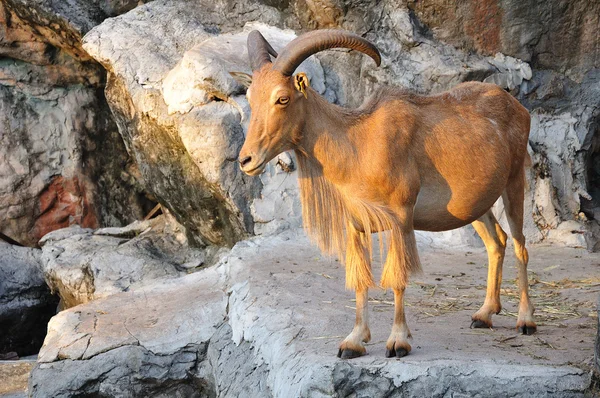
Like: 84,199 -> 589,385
29,231 -> 599,397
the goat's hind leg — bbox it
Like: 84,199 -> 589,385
503,169 -> 537,335
338,228 -> 374,359
470,210 -> 507,329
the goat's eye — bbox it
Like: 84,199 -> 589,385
277,96 -> 290,105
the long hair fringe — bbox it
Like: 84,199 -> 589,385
296,152 -> 421,290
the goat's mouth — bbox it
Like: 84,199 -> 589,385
240,159 -> 266,176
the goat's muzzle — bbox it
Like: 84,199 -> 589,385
238,153 -> 266,176
239,155 -> 252,168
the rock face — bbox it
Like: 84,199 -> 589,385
39,215 -> 224,308
520,70 -> 600,250
0,242 -> 58,356
29,233 -> 598,397
0,0 -> 152,247
403,0 -> 599,78
2,1 -> 598,250
80,2 -> 288,247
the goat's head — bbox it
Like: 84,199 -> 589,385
233,30 -> 381,176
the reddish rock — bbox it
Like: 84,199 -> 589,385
0,1 -> 153,248
406,0 -> 600,74
33,176 -> 99,242
464,0 -> 502,55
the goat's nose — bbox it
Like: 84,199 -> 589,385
239,155 -> 252,168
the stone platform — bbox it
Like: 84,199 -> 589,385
28,231 -> 599,397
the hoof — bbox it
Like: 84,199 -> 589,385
517,323 -> 537,335
470,319 -> 492,329
385,347 -> 409,358
337,348 -> 364,359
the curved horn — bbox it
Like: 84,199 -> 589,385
247,30 -> 279,71
273,30 -> 381,76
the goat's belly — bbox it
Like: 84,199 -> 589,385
412,181 -> 505,232
413,208 -> 482,231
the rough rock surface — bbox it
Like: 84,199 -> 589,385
29,232 -> 598,397
30,267 -> 227,398
39,214 -> 225,308
81,2 -> 288,247
0,0 -> 152,246
597,294 -> 600,374
519,70 -> 600,251
402,0 -> 599,78
0,242 -> 58,356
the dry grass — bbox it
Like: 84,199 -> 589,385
341,273 -> 599,325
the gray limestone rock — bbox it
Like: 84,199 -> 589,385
28,233 -> 597,397
519,69 -> 600,251
38,215 -> 224,308
29,267 -> 227,398
400,0 -> 599,79
80,1 -> 290,247
0,242 -> 58,356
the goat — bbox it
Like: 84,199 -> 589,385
232,29 -> 536,359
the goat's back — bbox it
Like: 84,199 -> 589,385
354,82 -> 530,231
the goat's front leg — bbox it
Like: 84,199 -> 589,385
338,288 -> 371,359
386,287 -> 411,357
381,211 -> 421,358
338,228 -> 373,359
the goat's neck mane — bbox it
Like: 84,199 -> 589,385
294,91 -> 357,259
293,134 -> 392,260
294,152 -> 348,257
293,87 -> 423,286
294,90 -> 382,260
294,150 -> 420,287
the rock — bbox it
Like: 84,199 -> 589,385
403,0 -> 599,77
160,23 -> 326,237
520,70 -> 600,250
1,0 -> 142,62
39,214 -> 225,308
0,242 -> 58,356
0,0 -> 152,247
80,1 -> 292,247
483,53 -> 533,90
0,357 -> 36,398
545,220 -> 587,248
29,233 -> 597,397
596,295 -> 600,374
29,267 -> 228,398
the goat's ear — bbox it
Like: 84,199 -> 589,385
294,72 -> 310,99
229,72 -> 252,88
